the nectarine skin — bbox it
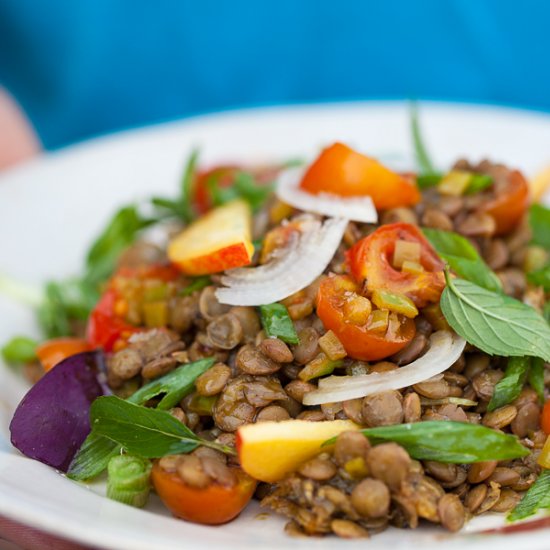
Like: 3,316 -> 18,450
173,241 -> 252,276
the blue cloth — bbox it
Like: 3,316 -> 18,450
0,0 -> 547,149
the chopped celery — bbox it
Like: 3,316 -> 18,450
371,290 -> 419,318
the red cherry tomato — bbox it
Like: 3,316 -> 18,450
347,223 -> 445,308
299,142 -> 421,210
316,274 -> 416,361
151,462 -> 256,525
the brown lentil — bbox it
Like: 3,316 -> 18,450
260,338 -> 294,363
236,345 -> 281,375
403,392 -> 421,423
437,494 -> 465,532
362,391 -> 404,427
176,455 -> 211,489
195,363 -> 232,396
467,461 -> 497,484
367,443 -> 411,490
330,519 -> 369,539
482,405 -> 518,429
292,328 -> 320,365
229,306 -> 261,343
511,402 -> 540,438
391,333 -> 429,366
206,313 -> 243,350
334,431 -> 370,466
256,405 -> 291,422
351,479 -> 390,518
465,484 -> 487,513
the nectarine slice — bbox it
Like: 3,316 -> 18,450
236,419 -> 359,483
168,199 -> 254,275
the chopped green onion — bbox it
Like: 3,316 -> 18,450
107,455 -> 152,508
259,303 -> 299,344
410,102 -> 436,175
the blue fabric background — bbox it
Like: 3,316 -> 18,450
0,0 -> 547,149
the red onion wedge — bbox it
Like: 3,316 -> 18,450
276,168 -> 378,224
303,331 -> 466,406
215,216 -> 348,306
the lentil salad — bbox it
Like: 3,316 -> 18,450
5,119 -> 550,540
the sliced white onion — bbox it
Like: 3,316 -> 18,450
303,331 -> 466,406
276,168 -> 378,224
215,216 -> 348,306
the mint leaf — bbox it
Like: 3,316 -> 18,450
509,470 -> 550,521
259,303 -> 299,344
127,357 -> 215,410
423,228 -> 502,292
324,421 -> 528,463
488,357 -> 530,411
91,397 -> 201,457
68,358 -> 214,480
440,272 -> 550,361
416,173 -> 442,190
85,205 -> 155,287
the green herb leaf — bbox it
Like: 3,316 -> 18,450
85,206 -> 154,287
423,228 -> 502,292
37,282 -> 72,338
529,204 -> 550,250
325,421 -> 528,463
67,434 -> 120,481
529,357 -> 546,403
68,358 -> 214,480
91,397 -> 201,458
208,170 -> 274,213
509,469 -> 550,521
259,303 -> 299,344
416,173 -> 442,190
179,276 -> 212,297
544,301 -> 550,324
410,103 -> 436,175
488,357 -> 530,412
1,336 -> 38,364
127,357 -> 215,410
440,272 -> 550,361
527,265 -> 550,290
465,173 -> 493,195
151,149 -> 199,223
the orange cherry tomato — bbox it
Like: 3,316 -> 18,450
299,142 -> 421,210
478,170 -> 530,235
541,401 -> 550,435
347,223 -> 445,308
151,462 -> 256,525
316,274 -> 416,361
36,337 -> 93,372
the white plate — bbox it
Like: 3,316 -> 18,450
1,101 -> 550,550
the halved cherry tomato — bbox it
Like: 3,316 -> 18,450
541,401 -> 550,435
478,169 -> 530,235
299,142 -> 421,210
87,289 -> 138,352
151,462 -> 256,525
36,337 -> 93,372
347,223 -> 445,308
316,274 -> 416,361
